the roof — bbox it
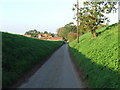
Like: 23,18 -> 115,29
24,35 -> 31,37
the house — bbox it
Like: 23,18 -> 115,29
23,34 -> 62,41
24,35 -> 31,37
47,37 -> 63,41
37,34 -> 63,41
38,34 -> 42,39
38,34 -> 49,38
42,34 -> 48,37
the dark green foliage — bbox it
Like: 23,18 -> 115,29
44,31 -> 48,34
2,32 -> 63,88
69,23 -> 119,88
24,29 -> 41,37
57,22 -> 77,41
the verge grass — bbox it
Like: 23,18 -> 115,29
69,23 -> 119,88
2,32 -> 63,88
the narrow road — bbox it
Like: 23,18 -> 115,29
19,44 -> 83,88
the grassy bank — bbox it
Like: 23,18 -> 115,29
69,23 -> 119,88
2,32 -> 63,88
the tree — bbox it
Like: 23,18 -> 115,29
24,29 -> 41,37
67,32 -> 77,42
57,22 -> 77,41
73,1 -> 117,38
47,32 -> 55,37
51,33 -> 55,37
44,31 -> 48,34
57,27 -> 66,39
48,32 -> 52,36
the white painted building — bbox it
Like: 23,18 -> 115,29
38,34 -> 42,39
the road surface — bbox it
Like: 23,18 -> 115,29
19,44 -> 83,88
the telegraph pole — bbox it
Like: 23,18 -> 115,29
118,1 -> 120,23
76,0 -> 79,43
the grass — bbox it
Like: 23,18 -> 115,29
2,32 -> 63,88
69,23 -> 119,88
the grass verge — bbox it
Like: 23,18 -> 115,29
69,23 -> 119,88
2,32 -> 63,88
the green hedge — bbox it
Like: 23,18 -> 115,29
2,32 -> 63,88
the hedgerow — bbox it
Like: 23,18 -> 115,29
2,32 -> 63,88
69,23 -> 119,88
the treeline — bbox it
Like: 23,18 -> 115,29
25,29 -> 55,37
57,1 -> 117,42
57,22 -> 77,42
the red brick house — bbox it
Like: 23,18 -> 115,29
24,34 -> 63,41
38,34 -> 62,41
24,35 -> 31,37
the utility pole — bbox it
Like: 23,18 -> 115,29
118,1 -> 120,23
76,0 -> 79,43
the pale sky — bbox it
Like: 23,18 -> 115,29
0,0 -> 118,35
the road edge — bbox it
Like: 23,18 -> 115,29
68,45 -> 89,88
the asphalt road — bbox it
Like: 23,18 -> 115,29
19,44 -> 83,88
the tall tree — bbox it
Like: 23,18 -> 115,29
57,22 -> 77,41
73,1 -> 117,38
67,32 -> 77,42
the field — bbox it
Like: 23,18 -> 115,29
2,32 -> 63,88
69,23 -> 119,88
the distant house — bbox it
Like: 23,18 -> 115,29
48,36 -> 52,38
40,37 -> 48,40
42,34 -> 48,37
37,34 -> 62,41
24,35 -> 31,37
38,34 -> 42,39
47,37 -> 63,41
23,34 -> 62,41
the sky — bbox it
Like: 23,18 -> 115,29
0,0 -> 118,35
